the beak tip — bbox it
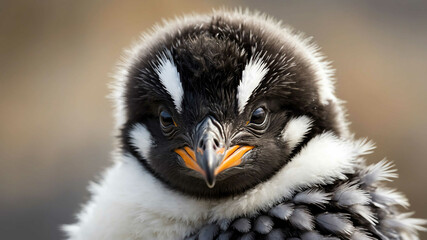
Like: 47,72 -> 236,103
206,180 -> 216,188
204,172 -> 216,188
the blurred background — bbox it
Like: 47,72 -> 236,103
1,0 -> 426,239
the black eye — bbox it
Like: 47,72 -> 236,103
159,110 -> 174,128
250,107 -> 267,125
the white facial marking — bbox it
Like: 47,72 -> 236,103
129,123 -> 154,161
237,57 -> 269,113
155,51 -> 184,113
281,115 -> 313,151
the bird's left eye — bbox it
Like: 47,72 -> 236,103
250,107 -> 267,125
159,110 -> 174,128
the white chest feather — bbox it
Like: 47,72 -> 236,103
63,133 -> 373,240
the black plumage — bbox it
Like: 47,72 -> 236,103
186,161 -> 423,240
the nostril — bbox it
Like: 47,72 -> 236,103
199,140 -> 205,150
213,139 -> 219,148
198,139 -> 220,151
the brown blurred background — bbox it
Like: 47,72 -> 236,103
1,0 -> 426,239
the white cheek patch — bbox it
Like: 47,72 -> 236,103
281,115 -> 313,151
154,51 -> 184,113
237,57 -> 269,113
129,123 -> 154,161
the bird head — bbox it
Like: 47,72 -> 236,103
115,12 -> 349,198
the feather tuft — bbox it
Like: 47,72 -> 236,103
360,160 -> 398,186
232,218 -> 252,233
316,213 -> 354,236
333,182 -> 371,207
253,215 -> 274,234
218,219 -> 231,231
352,138 -> 376,156
289,207 -> 314,231
371,188 -> 409,208
293,189 -> 331,206
268,203 -> 294,220
349,205 -> 377,225
382,212 -> 427,234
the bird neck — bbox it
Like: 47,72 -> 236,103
68,132 -> 372,239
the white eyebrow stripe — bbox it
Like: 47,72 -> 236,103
154,51 -> 184,113
237,57 -> 269,113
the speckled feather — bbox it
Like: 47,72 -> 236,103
186,161 -> 426,240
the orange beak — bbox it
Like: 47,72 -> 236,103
174,145 -> 254,187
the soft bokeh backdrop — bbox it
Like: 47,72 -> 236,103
1,1 -> 426,239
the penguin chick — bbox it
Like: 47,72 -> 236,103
63,9 -> 426,240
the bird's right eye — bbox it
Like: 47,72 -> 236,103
250,107 -> 267,125
159,110 -> 174,128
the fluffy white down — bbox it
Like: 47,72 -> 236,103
63,132 -> 374,240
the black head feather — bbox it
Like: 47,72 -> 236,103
116,11 -> 348,198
